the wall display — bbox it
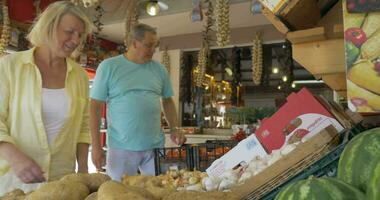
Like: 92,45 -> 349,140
343,0 -> 380,113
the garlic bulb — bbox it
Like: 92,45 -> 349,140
202,176 -> 220,191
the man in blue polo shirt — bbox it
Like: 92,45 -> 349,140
90,23 -> 186,181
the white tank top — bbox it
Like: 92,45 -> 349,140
41,88 -> 70,146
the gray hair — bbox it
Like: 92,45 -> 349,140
127,23 -> 157,45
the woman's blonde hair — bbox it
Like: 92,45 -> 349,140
27,1 -> 92,53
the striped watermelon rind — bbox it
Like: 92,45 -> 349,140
275,177 -> 366,200
368,157 -> 380,200
337,127 -> 380,193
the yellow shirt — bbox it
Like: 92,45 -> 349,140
0,48 -> 90,187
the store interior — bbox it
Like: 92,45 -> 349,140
2,0 -> 380,199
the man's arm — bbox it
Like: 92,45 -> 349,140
89,99 -> 106,170
162,98 -> 186,145
76,143 -> 89,173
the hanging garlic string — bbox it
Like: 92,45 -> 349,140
252,33 -> 262,85
33,0 -> 41,16
162,46 -> 170,73
124,0 -> 139,48
0,0 -> 10,55
196,0 -> 214,88
215,0 -> 230,47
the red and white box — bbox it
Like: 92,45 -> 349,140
255,88 -> 344,154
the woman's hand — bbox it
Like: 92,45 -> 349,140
0,142 -> 45,183
9,150 -> 46,183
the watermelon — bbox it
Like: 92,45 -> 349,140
275,177 -> 366,200
337,127 -> 380,193
367,157 -> 380,200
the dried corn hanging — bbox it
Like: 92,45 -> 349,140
0,0 -> 10,55
162,47 -> 170,73
124,0 -> 139,48
252,33 -> 262,85
215,0 -> 230,47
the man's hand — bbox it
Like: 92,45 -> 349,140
91,145 -> 105,171
9,152 -> 45,183
170,128 -> 187,145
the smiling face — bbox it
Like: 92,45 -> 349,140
51,13 -> 85,58
133,32 -> 159,63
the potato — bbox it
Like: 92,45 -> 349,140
84,192 -> 97,200
27,180 -> 89,200
0,189 -> 25,200
97,180 -> 157,200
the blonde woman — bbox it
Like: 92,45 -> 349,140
0,1 -> 92,195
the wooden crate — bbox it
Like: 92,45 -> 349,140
232,126 -> 340,199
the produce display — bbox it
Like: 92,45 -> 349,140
274,127 -> 380,200
337,127 -> 380,193
275,177 -> 366,200
367,157 -> 380,200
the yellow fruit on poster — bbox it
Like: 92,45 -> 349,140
348,60 -> 380,95
347,80 -> 380,111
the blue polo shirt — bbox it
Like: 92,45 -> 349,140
90,55 -> 174,151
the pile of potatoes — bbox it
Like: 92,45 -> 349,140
0,171 -> 238,200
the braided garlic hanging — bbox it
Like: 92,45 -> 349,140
215,0 -> 230,47
196,0 -> 214,88
124,0 -> 139,48
252,33 -> 262,85
0,0 -> 10,55
195,45 -> 208,87
161,47 -> 170,73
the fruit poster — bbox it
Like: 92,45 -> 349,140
344,0 -> 380,113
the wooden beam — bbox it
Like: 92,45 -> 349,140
317,1 -> 343,39
321,72 -> 347,91
333,24 -> 344,38
280,0 -> 321,30
261,7 -> 289,35
292,39 -> 345,75
287,27 -> 326,44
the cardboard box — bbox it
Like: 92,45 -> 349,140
255,88 -> 344,153
206,134 -> 268,177
232,126 -> 339,199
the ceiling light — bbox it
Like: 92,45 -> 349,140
146,1 -> 160,16
272,67 -> 279,74
291,83 -> 296,88
282,75 -> 288,82
225,67 -> 233,76
277,85 -> 281,90
293,80 -> 324,84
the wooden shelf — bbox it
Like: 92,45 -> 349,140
287,27 -> 326,44
292,38 -> 345,75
